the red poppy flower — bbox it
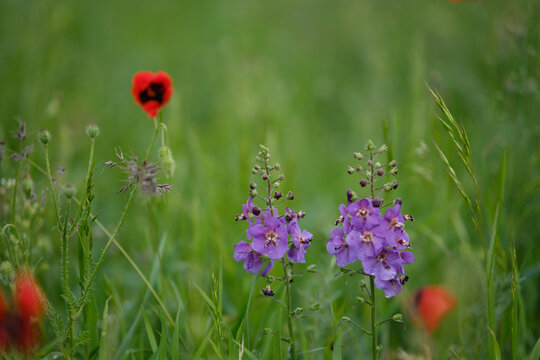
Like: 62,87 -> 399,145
15,271 -> 45,321
0,290 -> 9,352
414,285 -> 457,334
132,71 -> 173,118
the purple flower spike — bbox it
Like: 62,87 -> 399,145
251,216 -> 289,259
348,226 -> 389,260
383,204 -> 410,249
233,241 -> 274,276
327,228 -> 360,266
242,197 -> 255,218
288,229 -> 313,263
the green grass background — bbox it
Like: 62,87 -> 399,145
0,0 -> 539,358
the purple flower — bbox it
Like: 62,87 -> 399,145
288,228 -> 313,263
362,248 -> 403,281
233,241 -> 274,277
242,197 -> 255,218
327,228 -> 360,266
348,198 -> 381,230
347,226 -> 390,260
251,216 -> 289,259
383,204 -> 410,249
374,276 -> 403,298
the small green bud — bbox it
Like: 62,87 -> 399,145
306,264 -> 317,273
85,123 -> 100,138
38,129 -> 51,144
356,296 -> 365,304
359,280 -> 368,288
293,307 -> 304,315
267,275 -> 275,283
0,261 -> 15,283
274,182 -> 280,188
22,175 -> 33,198
375,162 -> 382,168
254,164 -> 261,171
392,313 -> 403,322
365,140 -> 376,151
391,167 -> 398,175
278,174 -> 284,181
249,188 -> 258,196
390,160 -> 397,167
341,316 -> 352,322
310,303 -> 320,311
384,185 -> 392,192
379,144 -> 388,153
62,183 -> 77,199
159,146 -> 175,177
353,152 -> 364,160
274,163 -> 280,170
347,166 -> 355,175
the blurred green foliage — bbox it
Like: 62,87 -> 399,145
0,0 -> 539,358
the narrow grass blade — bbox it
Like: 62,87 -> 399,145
488,327 -> 501,360
142,307 -> 158,353
511,242 -> 519,360
192,281 -> 217,314
98,297 -> 112,360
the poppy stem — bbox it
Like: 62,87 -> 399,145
145,115 -> 162,161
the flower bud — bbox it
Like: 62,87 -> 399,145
353,152 -> 364,160
287,191 -> 294,200
85,123 -> 100,138
262,174 -> 268,181
306,264 -> 317,273
254,165 -> 261,171
384,185 -> 392,192
392,313 -> 403,322
347,166 -> 355,175
379,145 -> 388,153
278,175 -> 284,181
274,182 -> 280,188
377,169 -> 384,176
395,198 -> 402,205
310,303 -> 320,311
274,191 -> 282,200
159,146 -> 175,178
391,167 -> 398,175
365,140 -> 376,151
360,179 -> 367,187
62,183 -> 77,199
355,296 -> 365,304
252,206 -> 261,216
22,175 -> 33,199
392,180 -> 398,189
0,261 -> 15,283
372,197 -> 382,207
249,182 -> 256,190
293,307 -> 304,315
249,189 -> 258,196
261,285 -> 275,297
390,160 -> 397,167
274,163 -> 280,170
359,280 -> 368,288
341,316 -> 352,322
38,129 -> 51,145
266,275 -> 275,283
366,160 -> 373,167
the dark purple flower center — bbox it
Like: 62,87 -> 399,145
362,232 -> 373,243
390,218 -> 403,230
396,236 -> 409,247
265,231 -> 278,247
357,208 -> 369,218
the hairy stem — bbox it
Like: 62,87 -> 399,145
370,275 -> 377,360
11,160 -> 22,224
44,144 -> 62,226
282,258 -> 297,360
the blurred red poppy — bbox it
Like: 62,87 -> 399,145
132,71 -> 173,118
0,290 -> 9,352
414,285 -> 457,334
15,271 -> 45,321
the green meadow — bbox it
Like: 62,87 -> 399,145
0,0 -> 539,358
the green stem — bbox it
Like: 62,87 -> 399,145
44,144 -> 62,226
70,138 -> 95,235
282,258 -> 297,360
75,119 -> 161,317
11,160 -> 22,224
370,275 -> 377,360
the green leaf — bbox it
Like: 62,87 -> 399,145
142,307 -> 158,353
98,297 -> 111,360
531,337 -> 540,360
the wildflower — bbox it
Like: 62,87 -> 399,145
233,241 -> 273,276
0,290 -> 8,352
414,285 -> 457,334
250,217 -> 289,260
326,227 -> 360,267
15,271 -> 45,320
132,71 -> 173,118
287,228 -> 313,263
